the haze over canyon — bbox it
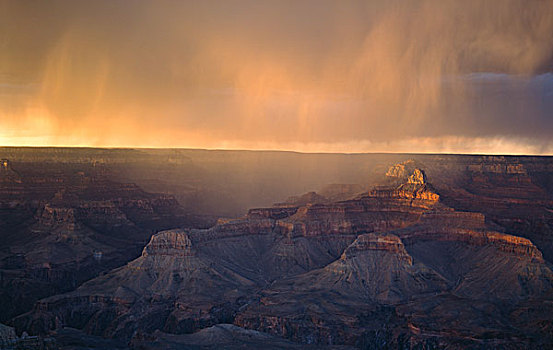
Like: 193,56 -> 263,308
0,148 -> 552,349
2,0 -> 553,349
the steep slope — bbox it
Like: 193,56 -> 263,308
236,224 -> 553,347
233,163 -> 553,347
0,163 -> 211,323
14,229 -> 257,338
13,158 -> 553,348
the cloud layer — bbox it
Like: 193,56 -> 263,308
1,0 -> 553,153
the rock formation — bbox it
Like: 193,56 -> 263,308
0,161 -> 212,324
3,149 -> 553,349
385,159 -> 419,179
11,158 -> 553,349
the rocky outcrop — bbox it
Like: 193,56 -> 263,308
142,230 -> 193,257
407,168 -> 427,185
36,204 -> 78,230
0,166 -> 210,324
247,207 -> 298,220
209,217 -> 275,237
370,162 -> 440,203
340,233 -> 412,264
386,159 -> 420,179
418,209 -> 486,229
274,164 -> 442,238
274,200 -> 423,237
13,228 -> 258,337
9,154 -> 553,349
402,229 -> 544,261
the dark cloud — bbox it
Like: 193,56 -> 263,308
0,0 -> 552,153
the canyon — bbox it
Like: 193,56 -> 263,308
1,148 -> 553,349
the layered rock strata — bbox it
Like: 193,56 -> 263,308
11,159 -> 553,348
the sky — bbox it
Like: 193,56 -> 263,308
1,0 -> 553,154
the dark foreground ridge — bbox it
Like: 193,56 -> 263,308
2,149 -> 553,349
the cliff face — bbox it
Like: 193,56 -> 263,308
386,159 -> 420,179
4,151 -> 553,349
340,233 -> 413,264
0,162 -> 212,325
36,204 -> 79,230
368,162 -> 441,206
142,230 -> 194,257
14,229 -> 257,338
429,156 -> 553,267
15,158 -> 553,349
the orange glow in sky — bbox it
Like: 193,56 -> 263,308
2,0 -> 553,154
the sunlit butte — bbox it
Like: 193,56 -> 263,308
2,0 -> 553,154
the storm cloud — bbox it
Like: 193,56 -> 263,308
1,0 -> 553,153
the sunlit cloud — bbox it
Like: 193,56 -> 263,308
1,0 -> 552,154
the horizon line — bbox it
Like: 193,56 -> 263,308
1,145 -> 552,157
